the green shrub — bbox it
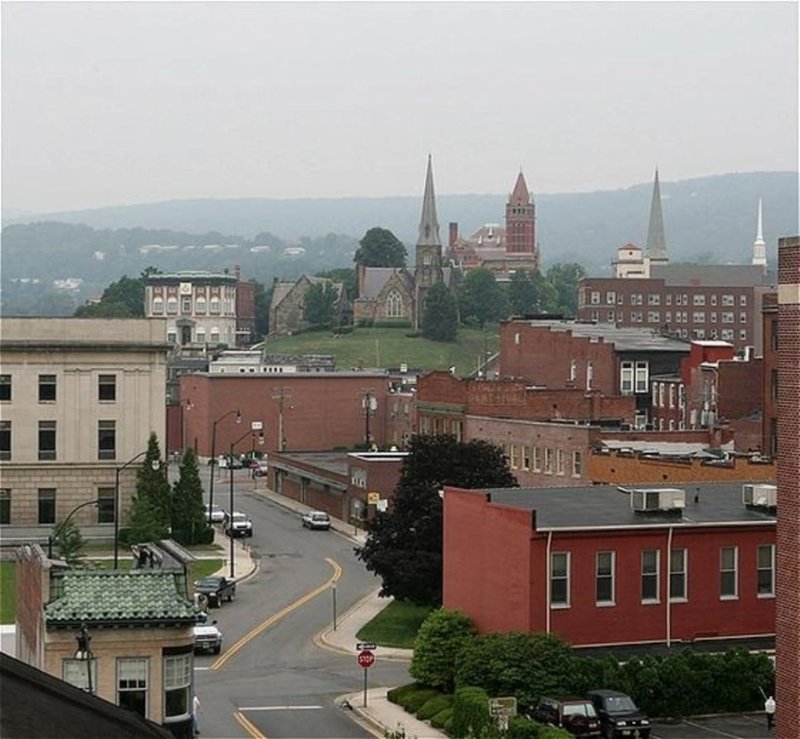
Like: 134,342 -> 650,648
410,608 -> 476,692
403,688 -> 439,714
430,706 -> 453,729
537,727 -> 573,739
416,693 -> 453,720
450,686 -> 492,738
334,326 -> 354,335
405,330 -> 421,338
386,682 -> 420,705
506,715 -> 541,739
373,320 -> 412,328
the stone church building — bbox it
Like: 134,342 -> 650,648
353,156 -> 453,329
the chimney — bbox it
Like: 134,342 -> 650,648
449,222 -> 459,247
234,264 -> 241,280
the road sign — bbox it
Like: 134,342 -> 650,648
357,650 -> 375,668
356,642 -> 376,650
489,696 -> 518,717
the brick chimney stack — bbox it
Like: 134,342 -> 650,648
449,222 -> 459,247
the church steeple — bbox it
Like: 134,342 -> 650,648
505,170 -> 537,259
645,168 -> 668,263
417,154 -> 441,248
752,198 -> 767,269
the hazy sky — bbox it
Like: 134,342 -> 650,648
2,1 -> 797,214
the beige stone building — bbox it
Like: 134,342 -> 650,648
0,318 -> 170,546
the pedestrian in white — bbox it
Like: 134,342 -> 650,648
192,694 -> 201,735
764,695 -> 775,730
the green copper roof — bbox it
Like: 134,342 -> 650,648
45,570 -> 199,627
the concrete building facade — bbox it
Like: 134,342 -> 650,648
0,318 -> 169,545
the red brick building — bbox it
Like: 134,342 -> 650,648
443,482 -> 776,650
775,235 -> 800,738
761,292 -> 779,457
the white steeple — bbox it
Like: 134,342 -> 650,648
752,198 -> 767,269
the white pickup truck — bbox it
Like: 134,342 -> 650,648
193,621 -> 223,655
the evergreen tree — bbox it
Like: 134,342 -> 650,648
303,282 -> 338,328
421,282 -> 458,342
171,448 -> 209,545
126,433 -> 171,543
355,435 -> 517,606
52,517 -> 86,566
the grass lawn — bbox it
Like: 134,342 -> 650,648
1,562 -> 15,624
264,325 -> 498,376
193,559 -> 224,579
356,599 -> 433,649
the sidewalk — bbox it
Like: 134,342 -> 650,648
252,483 -> 448,739
208,526 -> 257,582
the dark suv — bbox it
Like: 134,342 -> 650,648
585,690 -> 650,739
530,696 -> 601,737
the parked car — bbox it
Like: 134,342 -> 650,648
585,690 -> 651,739
251,459 -> 269,476
205,504 -> 226,524
193,620 -> 223,655
302,511 -> 331,530
194,576 -> 236,607
530,697 -> 601,737
224,510 -> 253,537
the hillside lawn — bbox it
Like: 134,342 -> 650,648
263,325 -> 499,377
355,599 -> 433,649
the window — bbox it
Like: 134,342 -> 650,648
722,312 -> 734,323
634,362 -> 649,393
586,361 -> 593,391
657,383 -> 664,408
739,295 -> 747,306
0,375 -> 10,401
544,448 -> 553,474
38,489 -> 56,525
648,311 -> 661,323
757,544 -> 775,597
196,327 -> 206,343
166,296 -> 178,314
721,329 -> 734,341
556,449 -> 565,475
386,290 -> 403,318
181,297 -> 192,314
620,362 -> 633,395
167,331 -> 177,344
195,295 -> 207,314
39,374 -> 56,402
209,296 -> 220,314
739,329 -> 747,341
722,294 -> 734,306
596,551 -> 615,604
720,546 -> 738,599
163,653 -> 192,720
0,421 -> 10,461
670,548 -> 687,600
550,552 -> 570,607
710,294 -> 717,306
532,447 -> 542,473
740,312 -> 747,324
97,421 -> 116,460
770,370 -> 778,401
693,312 -> 706,323
631,293 -> 643,306
39,421 -> 56,460
648,294 -> 661,306
509,445 -> 519,470
152,296 -> 164,314
98,374 -> 116,402
641,549 -> 660,602
210,329 -> 220,344
590,291 -> 600,305
668,385 -> 675,408
63,659 -> 97,693
678,384 -> 685,409
521,446 -> 530,471
695,329 -> 706,339
606,291 -> 616,305
118,658 -> 148,717
710,312 -> 718,323
0,489 -> 10,524
607,310 -> 615,323
97,487 -> 115,524
572,450 -> 582,477
569,359 -> 577,382
591,310 -> 599,322
693,294 -> 706,306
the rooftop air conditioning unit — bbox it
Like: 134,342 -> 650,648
742,483 -> 777,508
631,488 -> 686,513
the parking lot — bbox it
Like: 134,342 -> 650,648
651,714 -> 772,738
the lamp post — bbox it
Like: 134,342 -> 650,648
228,425 -> 263,578
47,500 -> 100,559
209,409 -> 241,520
114,451 -> 157,569
74,622 -> 94,694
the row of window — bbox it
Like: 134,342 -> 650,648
63,653 -> 191,721
590,291 -> 748,308
587,314 -> 748,342
0,420 -> 118,462
652,381 -> 685,409
151,295 -> 230,315
0,374 -> 116,404
619,361 -> 649,395
590,310 -> 748,327
0,488 -> 115,525
568,359 -> 594,390
550,544 -> 775,607
419,416 -> 463,440
508,446 -> 583,477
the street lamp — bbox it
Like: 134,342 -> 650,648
228,425 -> 262,578
114,451 -> 160,569
209,409 -> 241,519
48,500 -> 100,559
74,622 -> 95,694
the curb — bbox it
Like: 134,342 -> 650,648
337,692 -> 385,738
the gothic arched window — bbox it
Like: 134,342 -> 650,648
386,290 -> 403,318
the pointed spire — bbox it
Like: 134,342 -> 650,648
645,168 -> 668,262
510,171 -> 530,206
417,154 -> 441,247
752,198 -> 767,268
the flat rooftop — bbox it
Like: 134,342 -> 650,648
475,482 -> 776,531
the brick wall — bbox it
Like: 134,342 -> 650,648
717,359 -> 763,420
762,293 -> 778,455
776,237 -> 800,738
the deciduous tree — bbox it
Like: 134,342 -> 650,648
354,227 -> 407,268
303,282 -> 338,328
458,269 -> 509,327
421,282 -> 458,342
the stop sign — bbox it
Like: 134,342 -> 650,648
357,649 -> 375,668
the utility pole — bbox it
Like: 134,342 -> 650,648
360,389 -> 377,449
272,388 -> 293,452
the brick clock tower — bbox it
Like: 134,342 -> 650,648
505,171 -> 536,259
776,234 -> 800,739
